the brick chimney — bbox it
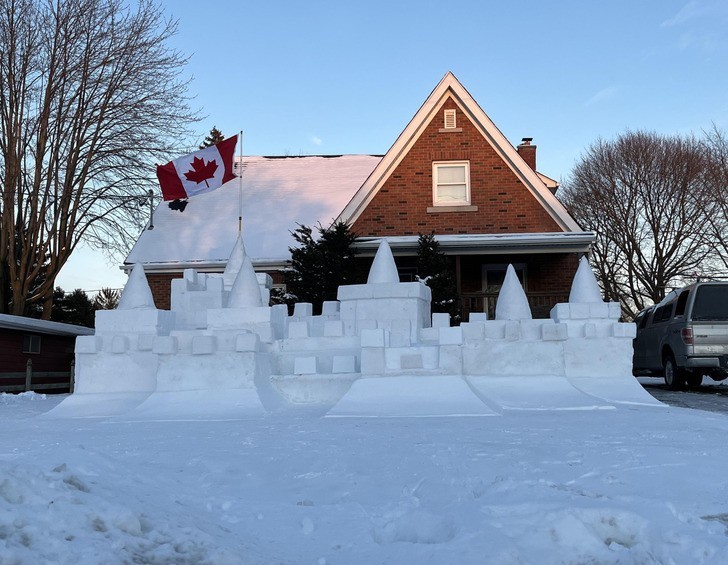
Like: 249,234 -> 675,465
517,137 -> 536,171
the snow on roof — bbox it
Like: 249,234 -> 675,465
0,313 -> 94,336
125,155 -> 381,268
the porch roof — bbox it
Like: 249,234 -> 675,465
352,232 -> 596,257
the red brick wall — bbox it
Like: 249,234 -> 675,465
351,97 -> 561,237
459,253 -> 579,293
147,273 -> 183,310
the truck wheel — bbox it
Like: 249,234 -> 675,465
664,355 -> 686,390
686,373 -> 703,389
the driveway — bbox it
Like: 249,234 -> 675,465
638,376 -> 728,415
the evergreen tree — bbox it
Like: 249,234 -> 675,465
284,221 -> 364,314
51,288 -> 95,327
93,287 -> 121,310
416,232 -> 460,321
199,126 -> 225,149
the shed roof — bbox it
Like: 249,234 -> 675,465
0,314 -> 94,336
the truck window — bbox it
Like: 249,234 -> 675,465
675,290 -> 690,317
692,285 -> 728,321
653,303 -> 671,323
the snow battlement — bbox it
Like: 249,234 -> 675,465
67,242 -> 655,418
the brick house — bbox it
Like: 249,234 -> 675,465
125,72 -> 594,318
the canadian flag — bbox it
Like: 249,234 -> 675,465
156,135 -> 238,201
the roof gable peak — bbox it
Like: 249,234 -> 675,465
337,74 -> 581,232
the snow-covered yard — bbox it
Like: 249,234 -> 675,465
2,392 -> 728,564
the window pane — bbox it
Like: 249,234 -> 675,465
436,184 -> 467,202
693,285 -> 728,320
437,165 -> 466,183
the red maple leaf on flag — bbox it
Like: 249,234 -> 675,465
184,156 -> 218,187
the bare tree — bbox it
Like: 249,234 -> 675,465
702,126 -> 728,271
560,131 -> 720,318
0,0 -> 197,317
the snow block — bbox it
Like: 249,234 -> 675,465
419,327 -> 438,342
153,336 -> 177,355
589,303 -> 610,319
137,334 -> 155,351
520,320 -> 546,340
235,332 -> 259,352
288,321 -> 309,339
322,301 -> 340,316
504,322 -> 520,341
469,312 -> 487,323
294,357 -> 318,375
76,336 -> 102,354
432,313 -> 450,330
360,348 -> 385,374
111,335 -> 128,354
400,353 -> 423,370
608,302 -> 622,320
461,322 -> 485,343
463,340 -> 565,376
293,303 -> 313,317
483,321 -> 506,340
542,323 -> 567,341
95,309 -> 174,336
389,329 -> 412,348
612,322 -> 637,338
569,303 -> 590,320
563,338 -> 633,378
332,355 -> 356,374
550,303 -> 570,322
439,326 -> 463,346
323,320 -> 344,337
361,328 -> 387,348
584,323 -> 597,338
192,335 -> 216,355
439,345 -> 462,373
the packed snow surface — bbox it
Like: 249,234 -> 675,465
2,392 -> 728,564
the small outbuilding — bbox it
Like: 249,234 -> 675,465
0,314 -> 94,394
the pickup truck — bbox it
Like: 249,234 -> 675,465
632,282 -> 728,389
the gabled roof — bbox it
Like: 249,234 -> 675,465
125,155 -> 381,269
336,72 -> 581,232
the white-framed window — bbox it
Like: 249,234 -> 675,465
432,161 -> 470,206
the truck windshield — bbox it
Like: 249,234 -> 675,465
692,285 -> 728,321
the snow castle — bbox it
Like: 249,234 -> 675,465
54,237 -> 662,419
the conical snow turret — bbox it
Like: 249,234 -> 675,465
117,264 -> 156,310
227,254 -> 263,308
367,239 -> 399,284
222,234 -> 246,289
569,257 -> 603,303
495,265 -> 532,320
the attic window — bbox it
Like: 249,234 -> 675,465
433,161 -> 470,206
444,109 -> 456,129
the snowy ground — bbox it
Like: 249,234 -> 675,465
2,392 -> 728,564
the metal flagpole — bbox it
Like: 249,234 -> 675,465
238,130 -> 243,234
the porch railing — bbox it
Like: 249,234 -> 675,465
461,291 -> 569,321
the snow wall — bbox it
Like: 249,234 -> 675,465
51,238 -> 662,419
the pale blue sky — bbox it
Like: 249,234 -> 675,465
57,0 -> 728,291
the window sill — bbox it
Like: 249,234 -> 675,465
427,205 -> 478,213
438,127 -> 462,133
